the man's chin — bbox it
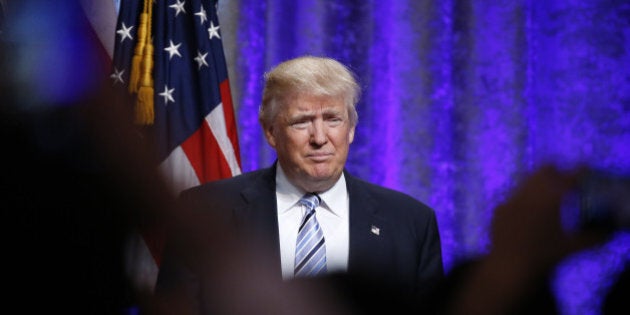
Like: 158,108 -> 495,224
307,167 -> 337,180
305,171 -> 342,188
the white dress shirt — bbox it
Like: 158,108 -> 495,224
276,164 -> 350,279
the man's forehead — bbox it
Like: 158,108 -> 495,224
286,95 -> 345,110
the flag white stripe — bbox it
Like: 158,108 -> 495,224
159,145 -> 201,196
206,102 -> 242,177
124,232 -> 160,293
80,0 -> 116,58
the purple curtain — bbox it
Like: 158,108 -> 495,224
221,0 -> 630,314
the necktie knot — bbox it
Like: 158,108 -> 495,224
299,193 -> 320,211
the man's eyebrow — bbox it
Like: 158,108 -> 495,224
288,108 -> 343,120
287,112 -> 315,121
322,108 -> 344,114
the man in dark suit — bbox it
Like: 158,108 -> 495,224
155,56 -> 443,314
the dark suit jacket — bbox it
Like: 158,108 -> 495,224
156,165 -> 443,311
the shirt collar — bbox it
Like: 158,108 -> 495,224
276,164 -> 348,218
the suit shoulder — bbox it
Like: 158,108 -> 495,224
349,175 -> 435,214
180,168 -> 270,199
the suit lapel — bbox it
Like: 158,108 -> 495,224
346,172 -> 388,273
232,166 -> 283,276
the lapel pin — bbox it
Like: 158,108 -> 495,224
370,225 -> 380,236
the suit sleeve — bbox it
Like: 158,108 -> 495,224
416,208 -> 444,298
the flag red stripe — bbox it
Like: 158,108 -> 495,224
181,119 -> 234,183
220,80 -> 242,167
142,224 -> 165,266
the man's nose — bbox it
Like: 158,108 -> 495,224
310,120 -> 327,145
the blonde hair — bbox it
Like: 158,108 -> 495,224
259,56 -> 360,127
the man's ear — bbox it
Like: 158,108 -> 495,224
263,123 -> 277,148
349,126 -> 355,144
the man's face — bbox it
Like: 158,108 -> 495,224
264,94 -> 355,193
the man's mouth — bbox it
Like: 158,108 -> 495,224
307,152 -> 332,162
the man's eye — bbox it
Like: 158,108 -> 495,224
326,117 -> 343,125
291,121 -> 309,129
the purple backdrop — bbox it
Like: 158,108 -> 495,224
223,0 -> 630,314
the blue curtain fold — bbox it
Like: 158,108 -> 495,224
222,0 -> 630,314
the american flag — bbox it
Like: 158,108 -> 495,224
111,0 -> 241,291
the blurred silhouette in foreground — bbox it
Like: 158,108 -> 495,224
603,260 -> 630,315
429,166 -> 625,315
3,1 -> 627,314
0,1 -> 171,312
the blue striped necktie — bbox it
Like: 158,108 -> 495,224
294,193 -> 327,277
